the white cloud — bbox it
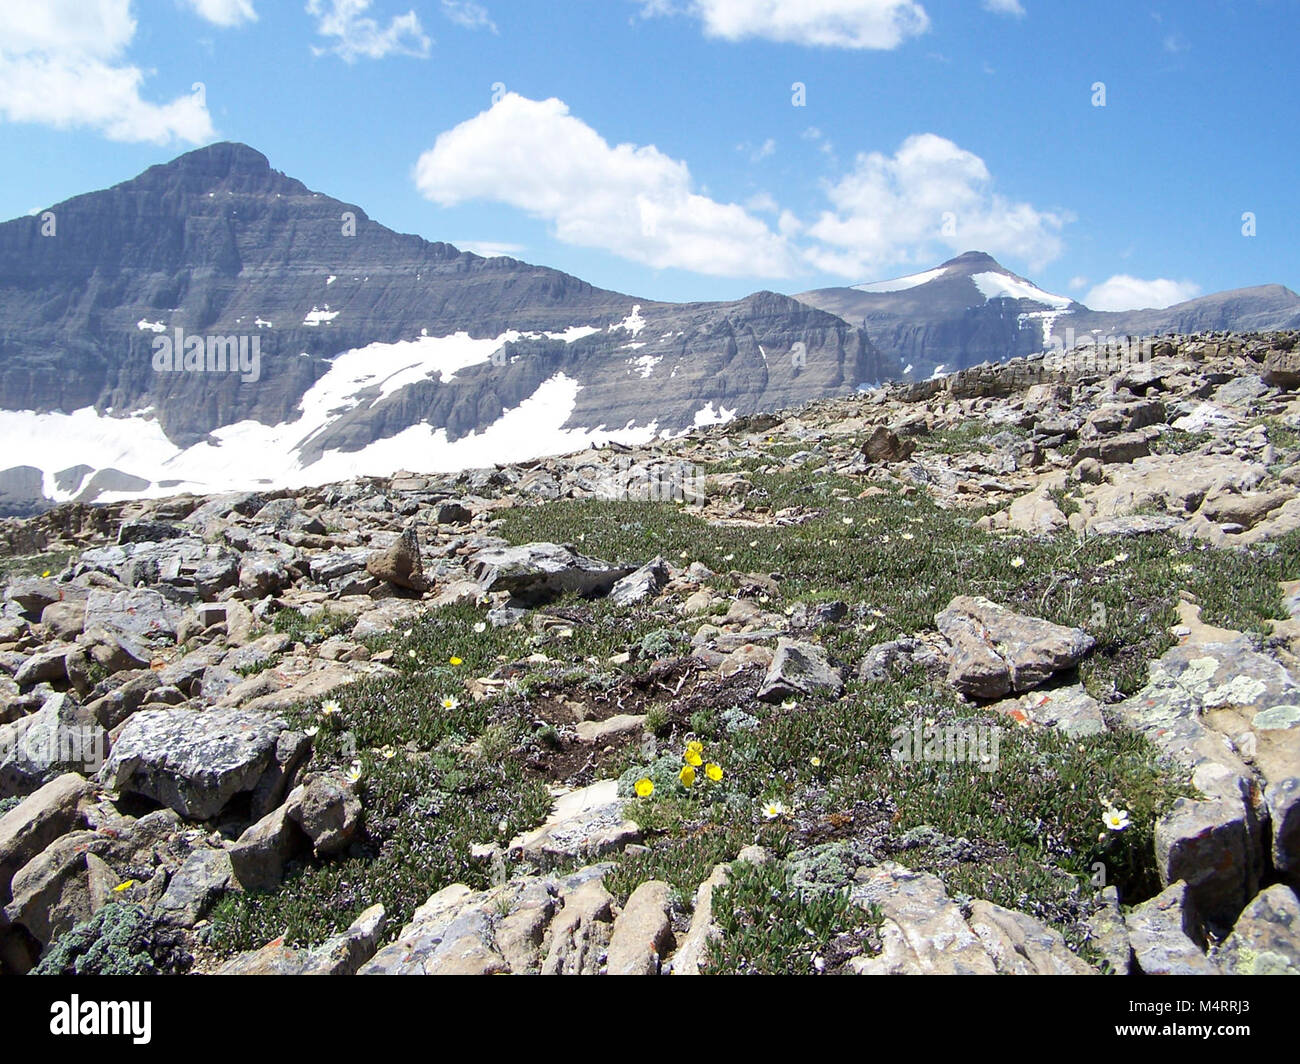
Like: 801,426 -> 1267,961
441,0 -> 496,32
414,93 -> 795,278
0,0 -> 214,143
982,0 -> 1025,16
306,0 -> 431,62
640,0 -> 930,50
456,241 -> 524,258
1085,275 -> 1201,312
805,133 -> 1069,278
1068,275 -> 1089,291
185,0 -> 258,27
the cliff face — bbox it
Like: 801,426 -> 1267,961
0,143 -> 894,512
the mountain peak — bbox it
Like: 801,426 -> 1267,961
939,251 -> 1007,273
128,141 -> 305,198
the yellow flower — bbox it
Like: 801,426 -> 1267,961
679,765 -> 696,788
687,740 -> 704,755
41,570 -> 51,578
112,880 -> 137,894
635,778 -> 654,798
684,749 -> 703,767
705,763 -> 723,782
810,756 -> 822,768
450,657 -> 464,666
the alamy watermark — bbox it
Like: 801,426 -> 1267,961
151,328 -> 262,384
890,718 -> 1002,773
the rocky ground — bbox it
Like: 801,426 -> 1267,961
2,330 -> 1300,976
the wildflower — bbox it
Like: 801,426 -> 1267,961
304,726 -> 320,738
685,749 -> 703,768
408,649 -> 418,658
724,553 -> 735,562
679,765 -> 696,788
809,756 -> 822,768
762,800 -> 788,820
705,763 -> 723,782
473,621 -> 487,634
345,762 -> 364,786
112,880 -> 137,894
320,700 -> 342,718
843,517 -> 854,526
635,778 -> 655,798
497,818 -> 509,834
1010,556 -> 1026,569
41,570 -> 51,578
687,740 -> 704,755
749,540 -> 759,548
380,745 -> 397,761
442,695 -> 460,711
450,656 -> 464,667
901,533 -> 915,541
1103,808 -> 1131,832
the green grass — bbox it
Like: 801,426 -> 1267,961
0,549 -> 75,584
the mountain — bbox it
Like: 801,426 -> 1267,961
0,143 -> 896,514
797,251 -> 1300,381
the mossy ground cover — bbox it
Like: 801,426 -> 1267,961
206,460 -> 1298,964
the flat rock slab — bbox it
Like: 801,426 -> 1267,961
467,543 -> 635,606
936,596 -> 1095,700
98,707 -> 309,822
508,780 -> 640,864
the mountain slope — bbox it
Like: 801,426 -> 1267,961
0,144 -> 896,513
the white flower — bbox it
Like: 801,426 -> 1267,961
473,622 -> 487,634
762,800 -> 789,821
345,762 -> 364,786
442,696 -> 460,711
304,726 -> 320,738
1103,807 -> 1131,832
1010,556 -> 1026,569
320,700 -> 342,718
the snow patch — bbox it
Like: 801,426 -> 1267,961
628,355 -> 663,379
972,273 -> 1072,310
853,266 -> 949,294
610,305 -> 647,338
136,320 -> 166,334
694,402 -> 738,428
304,306 -> 341,327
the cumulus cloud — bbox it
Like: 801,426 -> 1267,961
306,0 -> 431,62
0,0 -> 214,143
414,93 -> 796,277
804,133 -> 1069,277
639,0 -> 930,50
1085,275 -> 1201,311
456,241 -> 524,258
982,0 -> 1025,16
184,0 -> 258,27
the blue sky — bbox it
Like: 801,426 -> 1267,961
1,0 -> 1296,308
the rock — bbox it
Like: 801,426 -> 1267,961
83,670 -> 162,730
861,427 -> 915,464
285,774 -> 362,856
607,880 -> 674,975
1155,792 -> 1261,928
757,638 -> 843,703
98,707 -> 310,821
5,578 -> 68,621
228,804 -> 300,892
1125,882 -> 1221,975
936,597 -> 1095,700
0,693 -> 105,798
1263,349 -> 1300,389
435,502 -> 474,525
238,552 -> 292,598
848,864 -> 997,975
508,780 -> 640,865
156,848 -> 235,927
3,830 -> 99,944
467,543 -> 635,606
575,715 -> 646,745
683,590 -> 714,616
966,900 -> 1095,975
84,589 -> 180,648
431,580 -> 486,608
1268,777 -> 1300,885
118,520 -> 185,545
990,683 -> 1106,738
1007,489 -> 1068,535
1212,885 -> 1300,975
609,557 -> 669,607
82,626 -> 152,675
366,528 -> 429,592
540,877 -> 616,976
1084,886 -> 1132,975
39,600 -> 85,641
13,646 -> 71,688
0,774 -> 93,906
671,862 -> 731,975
